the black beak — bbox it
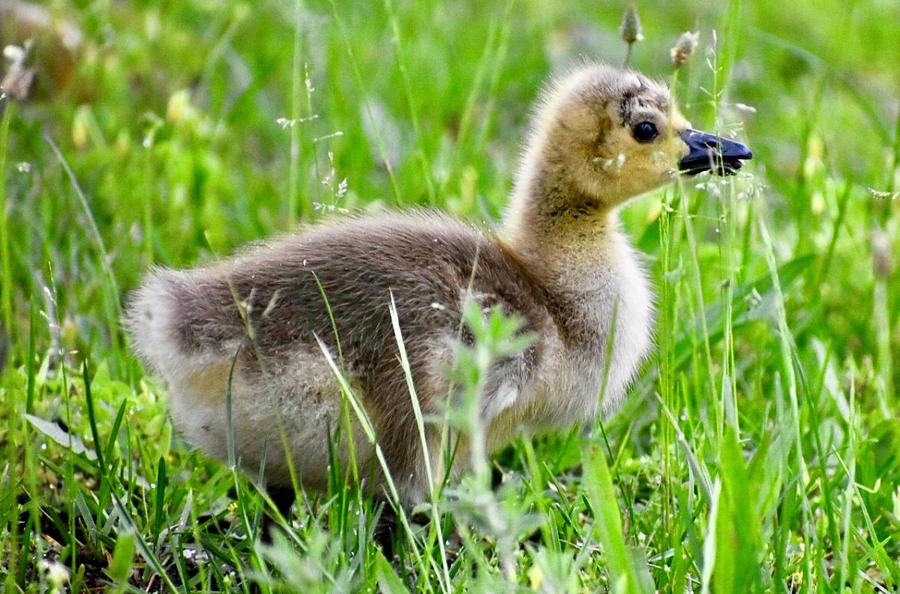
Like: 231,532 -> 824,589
679,129 -> 752,176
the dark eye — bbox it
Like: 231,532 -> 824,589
633,121 -> 658,142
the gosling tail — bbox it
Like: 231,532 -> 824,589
124,267 -> 248,382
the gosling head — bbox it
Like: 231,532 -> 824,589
509,62 -> 751,225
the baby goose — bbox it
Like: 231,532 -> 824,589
125,62 -> 750,511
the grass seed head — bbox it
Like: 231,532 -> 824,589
619,3 -> 644,44
670,31 -> 699,67
1,41 -> 36,100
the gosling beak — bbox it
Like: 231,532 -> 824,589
679,129 -> 752,176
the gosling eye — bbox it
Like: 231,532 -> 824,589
632,121 -> 659,143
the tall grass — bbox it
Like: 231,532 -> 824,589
0,0 -> 897,591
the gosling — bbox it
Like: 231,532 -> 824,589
125,62 -> 751,510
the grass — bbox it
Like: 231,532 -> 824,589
1,0 -> 898,591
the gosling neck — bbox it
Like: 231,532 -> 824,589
499,163 -> 627,293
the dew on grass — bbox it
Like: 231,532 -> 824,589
277,114 -> 318,129
313,130 -> 344,143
